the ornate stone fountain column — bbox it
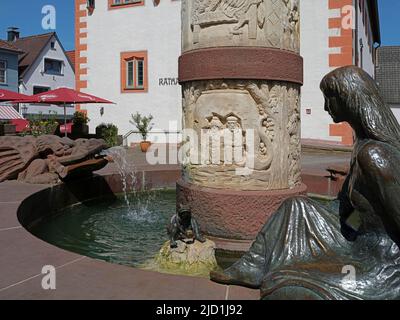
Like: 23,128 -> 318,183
177,0 -> 307,246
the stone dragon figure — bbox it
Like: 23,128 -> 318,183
0,135 -> 109,184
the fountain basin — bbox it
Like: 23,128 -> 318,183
27,189 -> 178,270
17,171 -> 225,277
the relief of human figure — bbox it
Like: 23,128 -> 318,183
227,0 -> 265,38
282,0 -> 299,51
208,116 -> 224,165
224,115 -> 245,165
192,0 -> 265,41
210,66 -> 400,300
259,142 -> 267,156
262,117 -> 275,142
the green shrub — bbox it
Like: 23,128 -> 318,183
24,111 -> 59,137
96,123 -> 119,147
73,111 -> 90,126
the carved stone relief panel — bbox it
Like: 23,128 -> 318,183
181,80 -> 301,191
182,0 -> 300,53
287,85 -> 301,188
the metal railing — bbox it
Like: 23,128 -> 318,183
123,129 -> 182,147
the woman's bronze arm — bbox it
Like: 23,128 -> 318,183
358,141 -> 400,247
337,173 -> 358,241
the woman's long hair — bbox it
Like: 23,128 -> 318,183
320,66 -> 400,149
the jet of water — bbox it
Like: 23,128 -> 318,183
101,147 -> 136,209
101,147 -> 156,221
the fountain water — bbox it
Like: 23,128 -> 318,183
101,147 -> 157,222
102,147 -> 136,208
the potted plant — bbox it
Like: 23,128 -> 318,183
72,111 -> 90,137
130,112 -> 154,152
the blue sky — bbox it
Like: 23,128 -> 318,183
0,0 -> 74,50
378,0 -> 400,46
0,0 -> 398,51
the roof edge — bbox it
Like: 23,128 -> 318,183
369,0 -> 381,44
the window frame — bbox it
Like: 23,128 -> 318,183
108,0 -> 144,10
136,59 -> 144,89
124,58 -> 144,90
33,85 -> 51,95
0,60 -> 7,85
126,60 -> 135,89
43,58 -> 64,76
121,51 -> 148,93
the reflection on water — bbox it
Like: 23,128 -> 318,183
29,190 -> 175,268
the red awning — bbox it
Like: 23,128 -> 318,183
0,89 -> 30,102
0,105 -> 23,120
15,87 -> 114,104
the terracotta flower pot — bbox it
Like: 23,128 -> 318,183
140,141 -> 151,152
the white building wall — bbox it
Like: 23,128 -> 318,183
300,0 -> 339,142
356,3 -> 375,77
19,35 -> 75,117
83,0 -> 182,145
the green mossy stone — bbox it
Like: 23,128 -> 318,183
152,239 -> 220,277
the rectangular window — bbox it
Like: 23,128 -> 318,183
109,0 -> 144,10
126,60 -> 134,88
33,86 -> 51,95
113,0 -> 142,5
121,51 -> 148,93
0,60 -> 7,84
44,58 -> 63,75
136,60 -> 144,88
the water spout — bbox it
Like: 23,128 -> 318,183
101,147 -> 155,221
101,147 -> 136,209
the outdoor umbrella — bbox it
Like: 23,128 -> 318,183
0,89 -> 31,102
16,87 -> 114,136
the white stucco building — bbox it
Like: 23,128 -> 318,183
301,0 -> 380,145
75,0 -> 380,146
75,0 -> 181,145
7,29 -> 75,119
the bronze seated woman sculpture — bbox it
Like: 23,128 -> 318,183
210,66 -> 400,300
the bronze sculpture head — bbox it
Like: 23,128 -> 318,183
320,66 -> 400,148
